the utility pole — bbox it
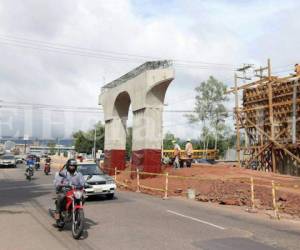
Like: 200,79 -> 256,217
266,58 -> 276,173
234,64 -> 252,165
93,127 -> 97,160
234,73 -> 241,164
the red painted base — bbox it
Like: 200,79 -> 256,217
103,149 -> 126,175
131,149 -> 162,174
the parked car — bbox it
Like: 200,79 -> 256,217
77,162 -> 116,199
0,154 -> 16,168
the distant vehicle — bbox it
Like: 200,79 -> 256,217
25,165 -> 34,180
77,162 -> 116,199
0,154 -> 16,168
15,155 -> 25,164
44,162 -> 51,175
41,153 -> 48,158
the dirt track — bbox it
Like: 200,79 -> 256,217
116,163 -> 300,217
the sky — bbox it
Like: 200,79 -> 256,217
0,0 -> 299,140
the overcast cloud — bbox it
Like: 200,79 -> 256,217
0,0 -> 299,140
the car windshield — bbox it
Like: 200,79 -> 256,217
1,155 -> 14,159
77,164 -> 104,176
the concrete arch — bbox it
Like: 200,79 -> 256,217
99,61 -> 174,174
113,91 -> 132,118
146,78 -> 173,106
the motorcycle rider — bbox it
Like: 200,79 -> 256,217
54,159 -> 85,224
45,156 -> 51,164
26,156 -> 35,173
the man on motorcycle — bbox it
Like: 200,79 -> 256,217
54,159 -> 85,223
26,156 -> 35,172
45,156 -> 51,164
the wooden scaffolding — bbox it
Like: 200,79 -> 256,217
228,59 -> 300,176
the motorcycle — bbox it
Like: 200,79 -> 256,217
25,165 -> 34,180
49,183 -> 85,239
44,163 -> 51,175
35,162 -> 40,170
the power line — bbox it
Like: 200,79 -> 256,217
0,34 -> 240,70
0,99 -> 198,114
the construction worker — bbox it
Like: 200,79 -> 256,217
172,140 -> 181,169
185,139 -> 193,168
294,64 -> 300,76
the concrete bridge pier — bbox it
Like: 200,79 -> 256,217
132,106 -> 163,173
99,61 -> 174,174
103,116 -> 127,173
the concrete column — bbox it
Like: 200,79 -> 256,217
131,106 -> 163,173
103,117 -> 127,174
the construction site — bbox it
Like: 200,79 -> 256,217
98,59 -> 300,219
229,59 -> 300,176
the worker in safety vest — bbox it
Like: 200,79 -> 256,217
172,140 -> 181,169
295,64 -> 300,76
185,139 -> 193,168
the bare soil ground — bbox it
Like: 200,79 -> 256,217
116,162 -> 300,217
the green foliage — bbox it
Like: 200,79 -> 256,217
73,122 -> 105,154
186,76 -> 230,151
163,132 -> 177,150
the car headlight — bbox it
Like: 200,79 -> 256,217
106,179 -> 115,184
74,190 -> 83,199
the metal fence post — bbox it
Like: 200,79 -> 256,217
136,168 -> 140,192
163,172 -> 169,200
251,177 -> 255,210
272,180 -> 280,219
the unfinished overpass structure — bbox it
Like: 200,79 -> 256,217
99,61 -> 174,174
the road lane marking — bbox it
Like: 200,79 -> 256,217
0,183 -> 53,191
167,210 -> 225,230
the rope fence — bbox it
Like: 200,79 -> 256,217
101,166 -> 294,220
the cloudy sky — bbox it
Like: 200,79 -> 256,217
0,0 -> 299,140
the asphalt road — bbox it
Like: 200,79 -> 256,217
1,165 -> 300,250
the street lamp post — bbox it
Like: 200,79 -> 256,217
93,127 -> 96,160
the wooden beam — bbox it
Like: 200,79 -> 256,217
246,128 -> 287,168
242,115 -> 300,164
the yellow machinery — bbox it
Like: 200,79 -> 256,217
162,149 -> 218,160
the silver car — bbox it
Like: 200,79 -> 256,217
0,155 -> 16,168
77,162 -> 116,199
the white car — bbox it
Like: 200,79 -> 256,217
0,154 -> 16,168
77,162 -> 116,199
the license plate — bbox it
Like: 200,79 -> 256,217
94,188 -> 102,192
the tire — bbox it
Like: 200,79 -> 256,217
72,208 -> 84,239
56,219 -> 65,229
106,193 -> 114,200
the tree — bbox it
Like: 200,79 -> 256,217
187,76 -> 229,151
163,132 -> 177,150
73,122 -> 105,154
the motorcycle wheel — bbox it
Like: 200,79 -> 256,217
72,208 -> 84,239
56,219 -> 65,229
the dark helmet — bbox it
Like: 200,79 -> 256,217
66,159 -> 77,174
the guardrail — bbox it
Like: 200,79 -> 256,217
102,166 -> 286,219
